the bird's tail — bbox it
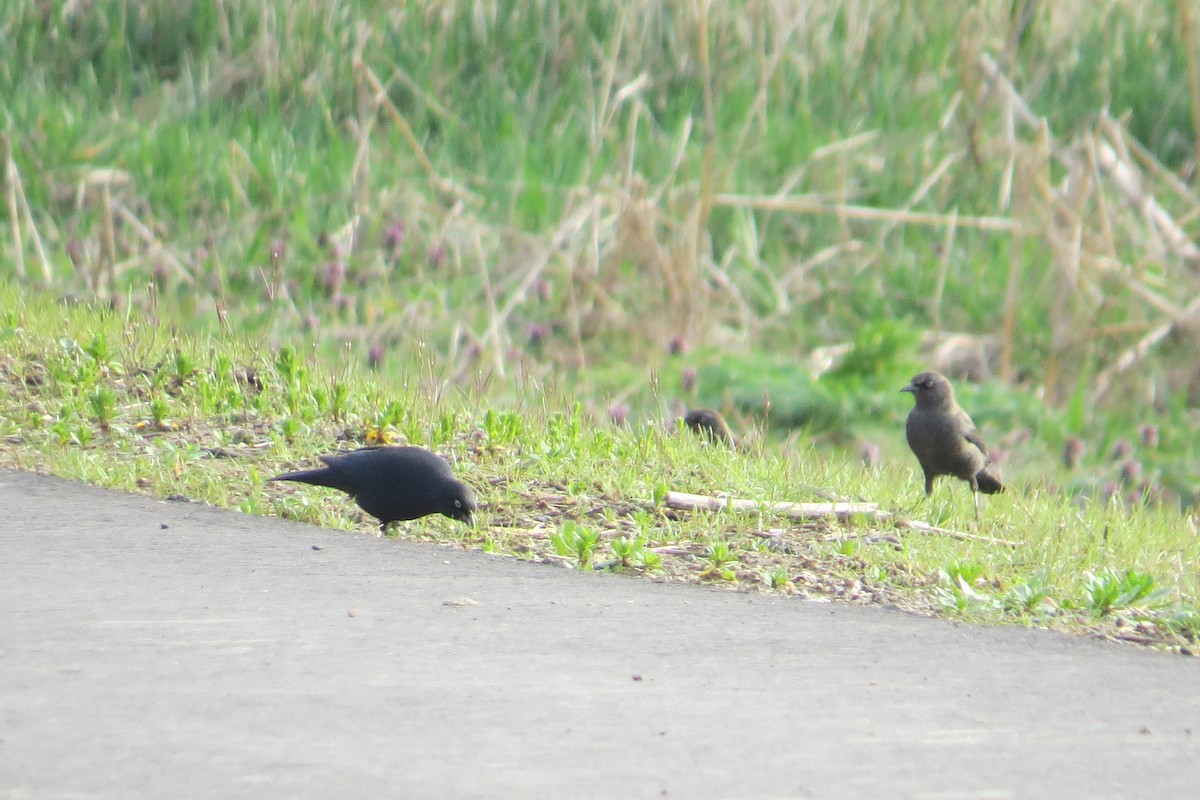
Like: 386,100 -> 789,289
976,467 -> 1004,494
268,467 -> 339,488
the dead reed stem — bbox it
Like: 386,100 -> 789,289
714,194 -> 1016,231
3,135 -> 25,281
358,62 -> 474,202
691,0 -> 716,338
1179,0 -> 1200,179
99,183 -> 118,296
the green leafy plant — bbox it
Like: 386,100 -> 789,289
173,349 -> 194,382
635,549 -> 663,572
276,416 -> 301,442
1158,605 -> 1200,642
482,409 -> 525,445
1082,569 -> 1170,616
934,575 -> 1000,615
610,534 -> 661,572
71,425 -> 93,447
610,535 -> 641,567
701,541 -> 739,582
833,538 -> 859,557
769,567 -> 793,590
1001,569 -> 1056,615
84,332 -> 112,365
551,521 -> 600,569
149,396 -> 170,427
275,346 -> 301,386
941,561 -> 987,587
89,387 -> 117,430
328,379 -> 350,422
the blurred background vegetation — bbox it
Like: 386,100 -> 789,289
4,0 -> 1200,504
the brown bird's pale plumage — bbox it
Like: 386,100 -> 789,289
901,371 -> 1003,502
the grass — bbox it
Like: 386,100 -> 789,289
4,2 -> 1200,416
2,283 -> 1200,653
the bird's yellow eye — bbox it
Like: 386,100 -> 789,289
454,500 -> 462,508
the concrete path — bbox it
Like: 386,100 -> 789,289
2,469 -> 1198,799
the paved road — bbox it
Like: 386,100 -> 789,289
2,469 -> 1198,799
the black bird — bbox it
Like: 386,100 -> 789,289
682,408 -> 739,447
901,371 -> 1003,506
269,446 -> 477,531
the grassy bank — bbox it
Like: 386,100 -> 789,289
2,284 -> 1199,652
4,2 -> 1200,411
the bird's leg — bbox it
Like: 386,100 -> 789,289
902,475 -> 934,515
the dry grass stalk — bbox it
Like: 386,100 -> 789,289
930,209 -> 958,342
980,51 -> 1200,401
713,193 -> 1017,231
889,517 -> 1018,548
1179,0 -> 1200,179
981,53 -> 1200,261
358,61 -> 475,203
3,135 -> 25,281
99,183 -> 118,297
111,198 -> 195,286
1094,294 -> 1200,400
1101,113 -> 1200,208
4,135 -> 53,286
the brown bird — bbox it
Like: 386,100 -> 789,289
901,371 -> 1003,507
1061,436 -> 1086,470
682,408 -> 738,447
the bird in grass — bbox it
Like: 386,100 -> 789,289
269,446 -> 476,532
901,371 -> 1003,509
682,408 -> 739,447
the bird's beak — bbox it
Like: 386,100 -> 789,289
900,382 -> 915,393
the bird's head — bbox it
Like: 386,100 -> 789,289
901,370 -> 955,410
682,408 -> 735,446
444,480 -> 478,525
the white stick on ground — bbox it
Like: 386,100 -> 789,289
661,491 -> 1018,547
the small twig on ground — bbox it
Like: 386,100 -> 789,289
663,490 -> 877,519
662,490 -> 1018,547
823,532 -> 903,546
648,544 -> 700,556
884,516 -> 1018,548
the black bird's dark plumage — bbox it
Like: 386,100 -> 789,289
901,371 -> 1004,498
269,446 -> 476,531
682,408 -> 738,447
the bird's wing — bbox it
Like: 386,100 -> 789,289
963,428 -> 989,456
950,405 -> 988,454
